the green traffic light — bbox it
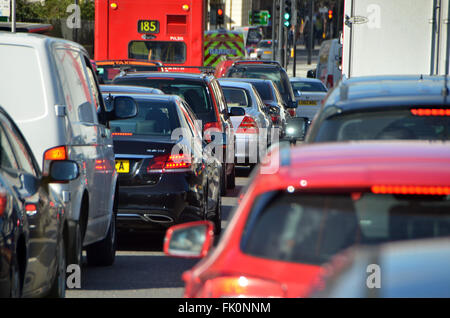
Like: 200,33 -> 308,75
284,21 -> 290,27
284,13 -> 290,20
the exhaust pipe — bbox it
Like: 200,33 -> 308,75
143,214 -> 174,224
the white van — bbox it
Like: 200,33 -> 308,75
0,32 -> 136,270
316,38 -> 342,89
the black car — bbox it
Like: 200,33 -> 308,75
112,72 -> 236,196
218,77 -> 290,137
224,60 -> 297,110
106,94 -> 223,234
305,75 -> 450,142
0,107 -> 79,298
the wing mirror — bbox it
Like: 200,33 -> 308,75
104,95 -> 138,120
49,160 -> 80,182
228,106 -> 245,117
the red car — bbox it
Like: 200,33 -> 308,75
164,141 -> 450,298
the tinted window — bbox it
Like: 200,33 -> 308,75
313,110 -> 450,141
251,82 -> 273,101
110,99 -> 180,136
113,78 -> 216,123
242,191 -> 450,265
222,87 -> 251,107
291,81 -> 327,93
0,126 -> 18,170
128,41 -> 186,63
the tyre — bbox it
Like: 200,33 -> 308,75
226,164 -> 235,189
86,213 -> 116,266
220,166 -> 227,196
47,237 -> 66,298
67,222 -> 83,266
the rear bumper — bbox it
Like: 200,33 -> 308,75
295,106 -> 320,120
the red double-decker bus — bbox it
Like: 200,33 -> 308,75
95,0 -> 205,68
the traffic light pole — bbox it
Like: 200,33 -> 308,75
271,1 -> 277,61
278,0 -> 285,67
292,0 -> 297,77
307,0 -> 314,65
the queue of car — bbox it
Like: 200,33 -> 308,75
2,30 -> 449,299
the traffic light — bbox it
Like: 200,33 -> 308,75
283,0 -> 292,27
328,9 -> 333,20
216,7 -> 224,25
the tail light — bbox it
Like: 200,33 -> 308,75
204,121 -> 223,143
25,203 -> 38,216
270,114 -> 280,124
147,153 -> 192,173
0,189 -> 7,217
372,185 -> 450,195
43,145 -> 67,175
236,116 -> 259,134
287,108 -> 296,117
410,108 -> 450,116
199,276 -> 285,298
326,74 -> 334,88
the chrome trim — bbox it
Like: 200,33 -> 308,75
115,154 -> 154,159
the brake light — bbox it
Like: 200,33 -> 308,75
326,74 -> 334,88
112,132 -> 133,136
372,185 -> 450,195
146,154 -> 191,173
410,108 -> 450,116
204,121 -> 223,142
271,114 -> 280,124
200,276 -> 285,298
237,116 -> 259,134
44,146 -> 67,161
0,190 -> 6,217
287,108 -> 296,117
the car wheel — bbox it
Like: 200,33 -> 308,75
86,213 -> 116,266
67,222 -> 83,266
47,237 -> 66,298
220,166 -> 227,196
10,256 -> 21,298
226,164 -> 235,189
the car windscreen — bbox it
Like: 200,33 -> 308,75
241,191 -> 450,266
109,99 -> 180,136
222,87 -> 251,107
291,81 -> 327,93
313,109 -> 450,141
113,78 -> 216,123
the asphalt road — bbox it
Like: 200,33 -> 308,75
66,167 -> 251,298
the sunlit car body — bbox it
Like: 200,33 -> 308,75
306,75 -> 450,142
290,77 -> 328,120
310,237 -> 450,297
217,79 -> 273,165
94,59 -> 162,84
165,141 -> 450,298
219,77 -> 289,137
106,93 -> 222,234
112,72 -> 236,195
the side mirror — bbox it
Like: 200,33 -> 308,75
285,117 -> 310,142
106,96 -> 138,120
307,69 -> 316,78
228,106 -> 245,117
163,221 -> 215,258
49,160 -> 79,182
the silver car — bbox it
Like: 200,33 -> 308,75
218,80 -> 272,166
290,77 -> 328,120
255,40 -> 275,60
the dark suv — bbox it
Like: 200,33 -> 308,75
224,60 -> 296,109
113,72 -> 236,195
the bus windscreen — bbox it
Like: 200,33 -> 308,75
129,41 -> 186,63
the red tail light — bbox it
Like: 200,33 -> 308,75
147,154 -> 191,173
410,108 -> 450,116
0,190 -> 7,217
236,116 -> 259,134
44,146 -> 67,161
112,132 -> 133,136
327,74 -> 334,88
287,108 -> 296,117
372,185 -> 450,195
204,121 -> 223,142
271,115 -> 280,124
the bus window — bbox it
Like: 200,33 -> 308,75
128,41 -> 186,63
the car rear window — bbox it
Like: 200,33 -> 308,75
222,87 -> 251,107
241,191 -> 450,266
109,99 -> 180,136
250,82 -> 273,101
229,66 -> 286,94
257,41 -> 272,48
313,109 -> 450,141
113,78 -> 216,123
291,81 -> 327,93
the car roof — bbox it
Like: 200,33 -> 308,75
219,77 -> 272,84
100,84 -> 164,94
328,76 -> 450,109
102,92 -> 178,103
290,77 -> 324,84
256,141 -> 450,193
114,72 -> 210,81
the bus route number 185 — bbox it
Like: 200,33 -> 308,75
137,20 -> 159,34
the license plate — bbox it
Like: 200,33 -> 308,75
298,100 -> 318,106
137,20 -> 159,34
115,160 -> 130,173
264,51 -> 272,54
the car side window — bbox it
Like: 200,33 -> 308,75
252,86 -> 266,112
0,114 -> 38,176
183,102 -> 203,138
84,56 -> 107,116
0,124 -> 19,171
211,79 -> 228,114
